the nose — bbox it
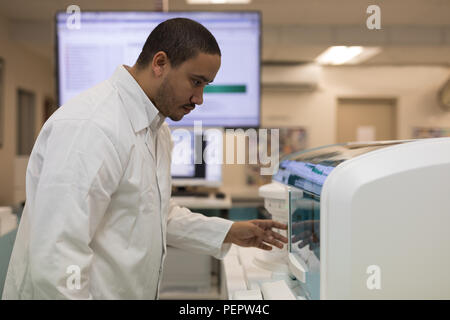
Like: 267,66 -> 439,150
190,87 -> 204,106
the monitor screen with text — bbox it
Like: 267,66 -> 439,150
56,11 -> 261,127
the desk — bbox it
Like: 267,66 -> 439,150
172,193 -> 232,219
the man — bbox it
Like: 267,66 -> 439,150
3,18 -> 287,300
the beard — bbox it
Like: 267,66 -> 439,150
154,76 -> 195,121
154,76 -> 175,118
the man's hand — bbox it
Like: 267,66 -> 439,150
224,219 -> 288,251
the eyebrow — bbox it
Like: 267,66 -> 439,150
191,74 -> 213,84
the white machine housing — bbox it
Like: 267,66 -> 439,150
261,138 -> 450,299
321,138 -> 450,299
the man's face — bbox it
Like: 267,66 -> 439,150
154,52 -> 221,121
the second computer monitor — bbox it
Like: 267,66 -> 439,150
170,127 -> 223,187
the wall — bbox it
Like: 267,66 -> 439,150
262,65 -> 450,147
0,14 -> 55,206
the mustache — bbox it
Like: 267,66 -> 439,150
182,103 -> 195,109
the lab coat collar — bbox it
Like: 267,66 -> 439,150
150,112 -> 166,132
110,65 -> 166,133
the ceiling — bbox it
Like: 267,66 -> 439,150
1,0 -> 450,65
1,0 -> 450,25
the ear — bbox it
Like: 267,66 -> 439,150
151,51 -> 170,77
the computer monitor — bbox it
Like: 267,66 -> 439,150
170,127 -> 223,187
56,11 -> 261,127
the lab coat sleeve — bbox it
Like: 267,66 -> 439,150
27,119 -> 122,299
166,199 -> 233,259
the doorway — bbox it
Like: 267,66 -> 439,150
337,98 -> 397,143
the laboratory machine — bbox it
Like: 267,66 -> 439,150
258,138 -> 450,299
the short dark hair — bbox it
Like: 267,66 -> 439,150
136,18 -> 221,69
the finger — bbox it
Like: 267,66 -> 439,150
263,238 -> 285,249
268,220 -> 288,230
263,232 -> 286,249
273,240 -> 287,249
275,222 -> 288,230
258,242 -> 273,251
252,220 -> 288,230
268,230 -> 288,244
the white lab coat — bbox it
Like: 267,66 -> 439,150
2,65 -> 233,300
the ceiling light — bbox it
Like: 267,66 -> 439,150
187,0 -> 251,4
315,46 -> 381,65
